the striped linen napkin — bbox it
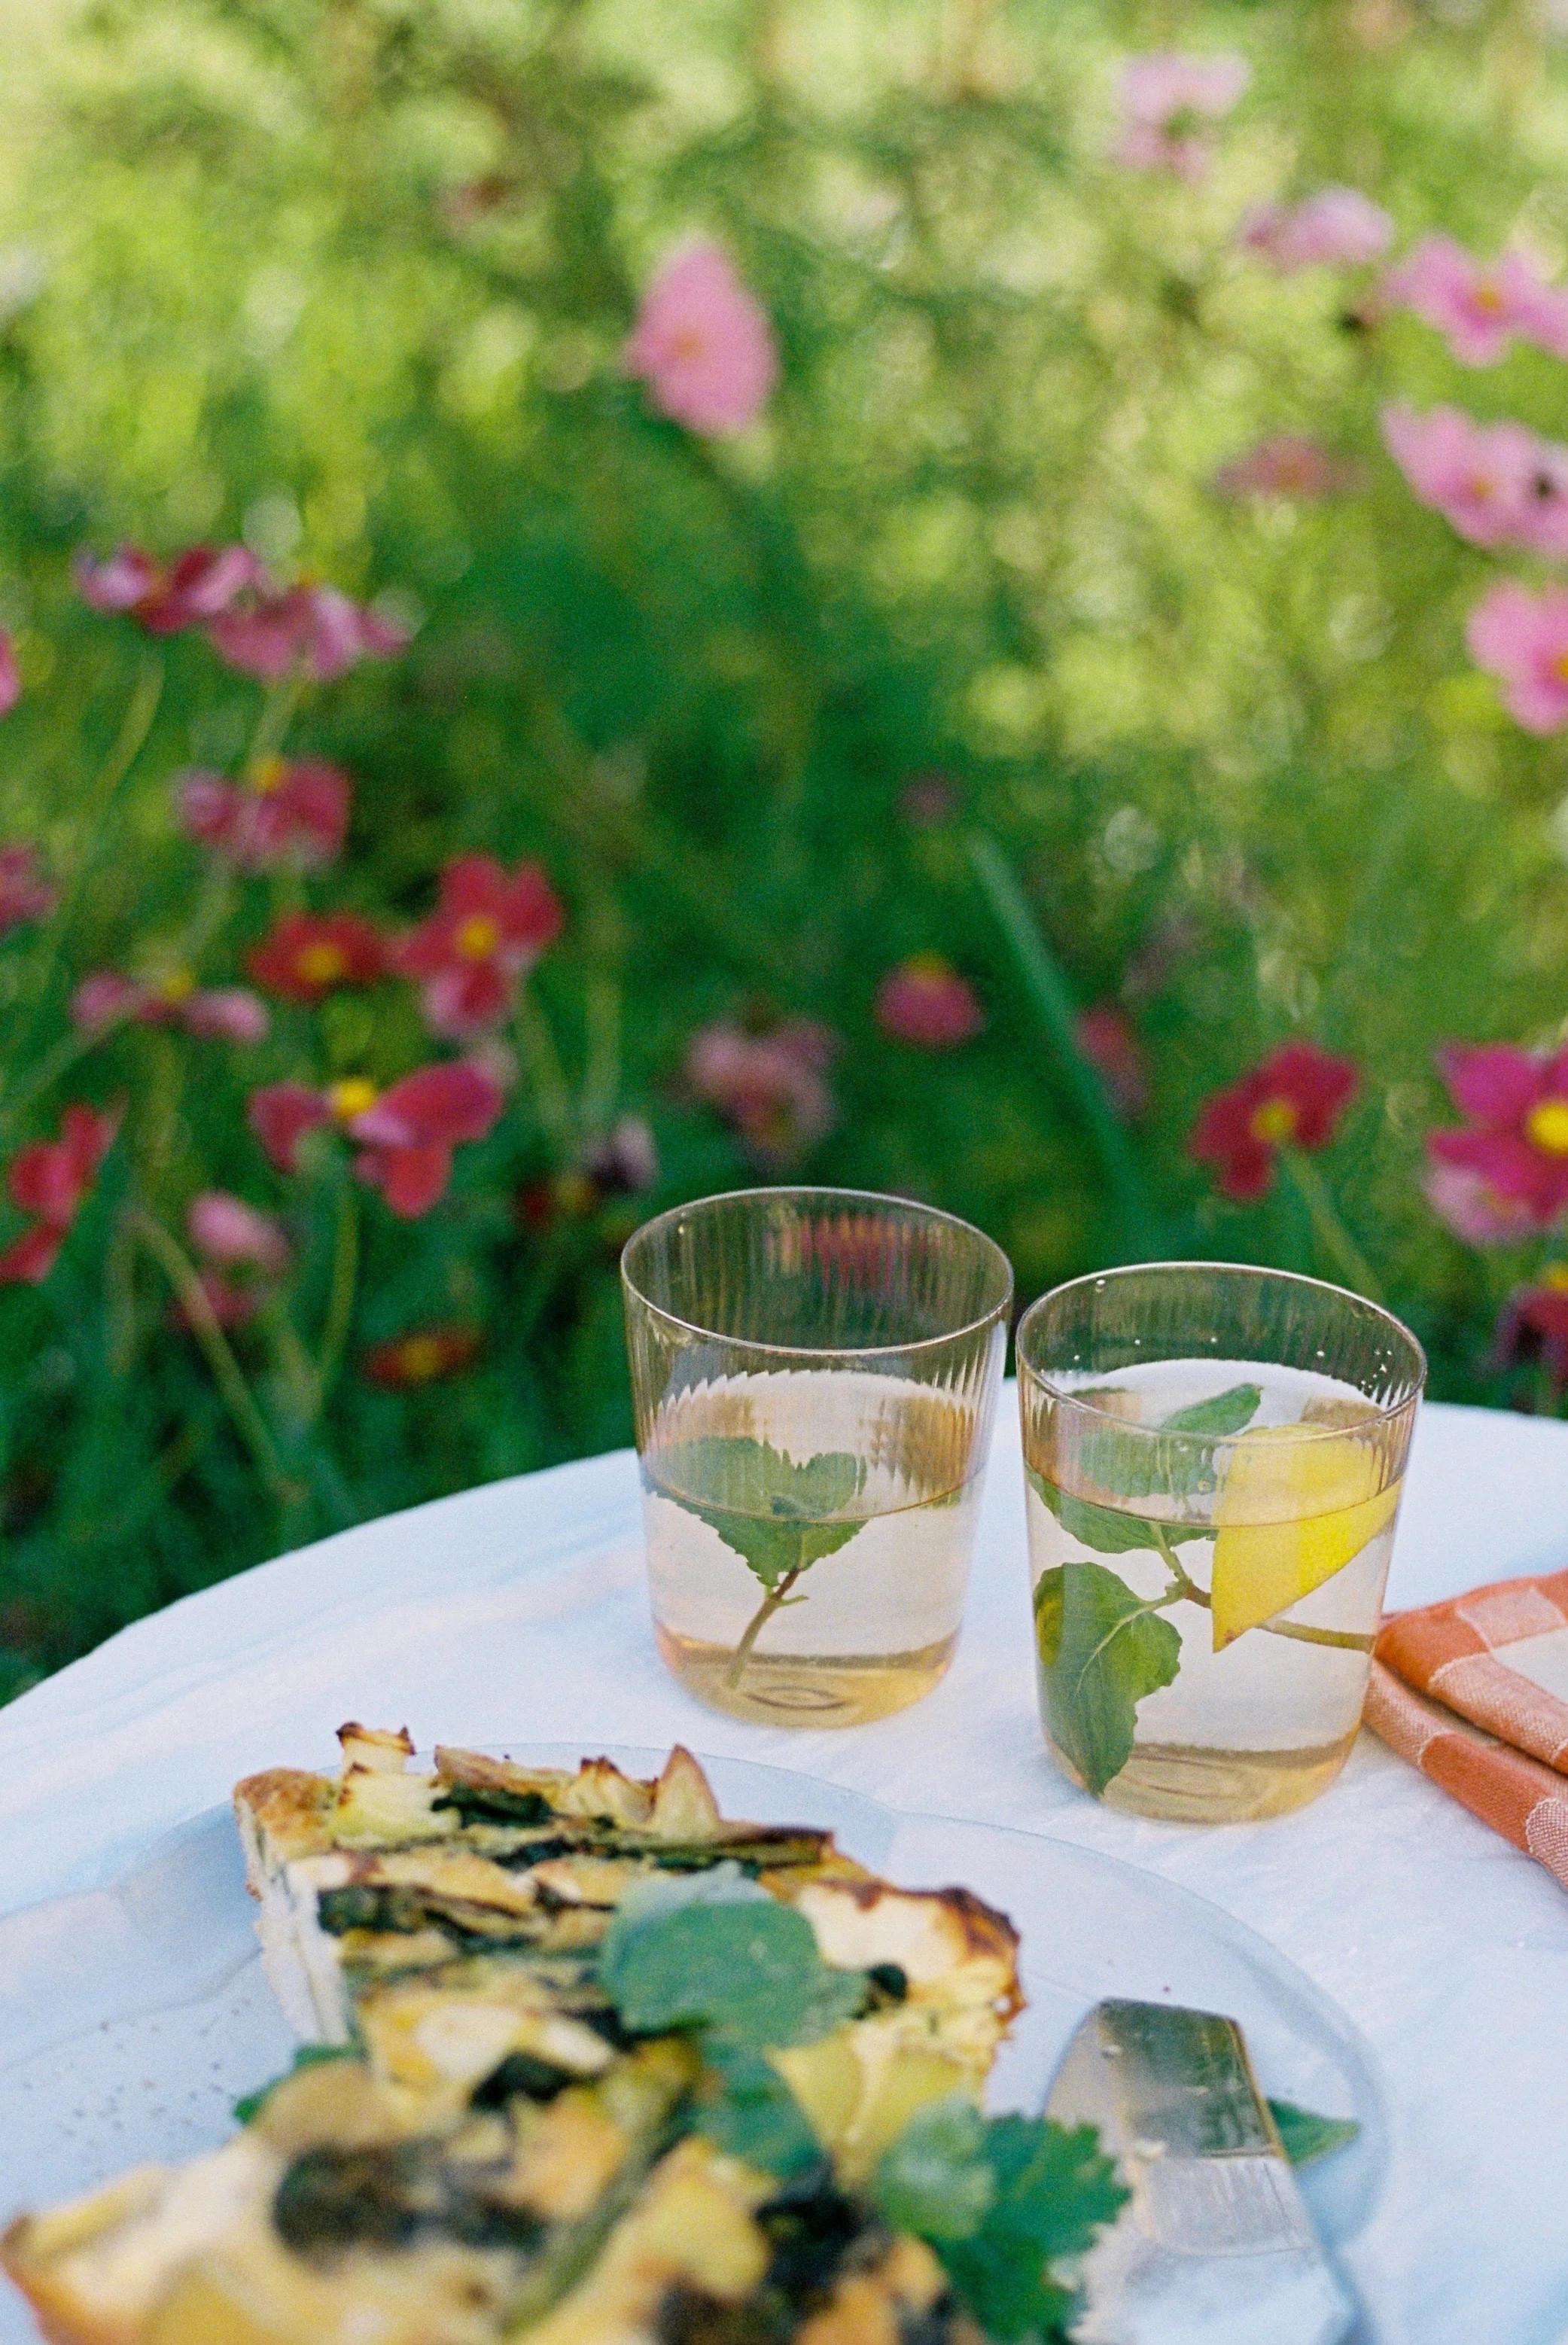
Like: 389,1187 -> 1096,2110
1366,1569 -> 1568,1890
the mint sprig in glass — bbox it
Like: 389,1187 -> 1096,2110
622,1187 -> 1011,1725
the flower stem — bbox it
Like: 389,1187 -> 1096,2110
313,1180 -> 360,1416
516,985 -> 577,1158
1280,1148 -> 1384,1302
964,827 -> 1159,1261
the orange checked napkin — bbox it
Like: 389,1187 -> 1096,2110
1366,1568 -> 1568,1890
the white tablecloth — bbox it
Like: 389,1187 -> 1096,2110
2,1395 -> 1566,2343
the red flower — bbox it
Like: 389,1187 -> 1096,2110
1190,1040 -> 1358,1200
178,758 -> 352,870
0,630 -> 19,717
0,844 -> 54,934
71,970 -> 269,1044
1427,1043 -> 1568,1228
249,1061 -> 506,1217
364,1324 -> 483,1388
1076,1003 -> 1150,1120
684,1019 -> 837,1167
206,578 -> 407,682
0,1103 -> 118,1284
248,912 -> 386,1003
875,955 -> 985,1050
75,544 -> 260,635
397,855 -> 565,1039
1494,1271 -> 1568,1396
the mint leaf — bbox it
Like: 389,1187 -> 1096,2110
599,1882 -> 866,2048
1034,1561 -> 1182,1794
1028,1465 -> 1203,1558
1074,1380 -> 1262,1506
1268,2098 -> 1360,2167
693,2042 -> 823,2181
1162,1382 -> 1262,1439
650,1436 -> 867,1592
871,2092 -> 996,2241
233,2043 -> 357,2125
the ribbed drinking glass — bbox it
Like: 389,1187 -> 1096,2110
623,1186 -> 1012,1725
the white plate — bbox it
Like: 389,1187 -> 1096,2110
0,1745 -> 1384,2341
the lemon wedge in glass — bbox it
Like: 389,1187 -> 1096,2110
1210,1423 -> 1398,1650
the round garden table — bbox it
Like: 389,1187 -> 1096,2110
2,1393 -> 1566,2345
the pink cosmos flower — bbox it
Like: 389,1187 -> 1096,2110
178,758 -> 351,870
1190,1040 -> 1358,1201
1213,435 -> 1352,501
684,1019 -> 836,1167
0,845 -> 54,935
396,854 -> 565,1038
74,544 -> 260,634
249,1061 -> 506,1217
1381,404 -> 1540,550
1382,236 -> 1568,367
1114,51 -> 1250,181
1240,187 -> 1393,273
1423,1161 -> 1540,1248
71,970 -> 269,1044
875,955 -> 985,1050
1076,1003 -> 1149,1120
1466,582 -> 1568,734
0,1103 -> 119,1284
1428,1044 -> 1568,1227
187,1190 -> 291,1273
0,631 -> 19,717
625,242 -> 779,436
206,579 -> 407,683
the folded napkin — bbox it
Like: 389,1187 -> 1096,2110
1366,1569 -> 1568,1891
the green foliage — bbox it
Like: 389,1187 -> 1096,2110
689,2040 -> 824,2182
650,1437 -> 867,1592
1033,1559 -> 1183,1793
1268,2097 -> 1361,2167
0,0 -> 1566,1689
598,1865 -> 867,2046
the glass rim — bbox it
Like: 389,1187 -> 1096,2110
620,1183 -> 1014,1360
1015,1259 -> 1426,1448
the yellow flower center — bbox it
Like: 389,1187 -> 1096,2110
249,754 -> 287,796
328,1076 -> 379,1122
1527,1098 -> 1568,1155
455,913 -> 502,960
1472,278 -> 1505,314
395,1335 -> 447,1382
1249,1096 -> 1299,1146
157,968 -> 197,1003
1545,1264 -> 1568,1293
1554,651 -> 1568,684
296,942 -> 348,986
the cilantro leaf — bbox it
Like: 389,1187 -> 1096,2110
693,2042 -> 824,2181
1268,2098 -> 1360,2167
1034,1561 -> 1182,1795
650,1436 -> 867,1593
870,2092 -> 996,2240
233,2043 -> 358,2125
599,1871 -> 866,2048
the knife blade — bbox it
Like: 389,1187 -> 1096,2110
1045,1999 -> 1356,2345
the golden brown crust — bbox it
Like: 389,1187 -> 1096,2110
232,1769 -> 335,1867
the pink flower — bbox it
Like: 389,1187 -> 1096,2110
1428,1044 -> 1568,1226
1213,434 -> 1352,501
248,912 -> 386,1003
1114,51 -> 1250,181
396,854 -> 565,1038
206,579 -> 407,683
625,242 -> 779,436
0,631 -> 19,717
0,845 -> 54,935
1076,1004 -> 1149,1119
1382,236 -> 1568,367
187,1191 -> 290,1276
875,955 -> 985,1050
1191,1040 -> 1358,1200
249,1063 -> 506,1217
1241,187 -> 1393,273
74,544 -> 260,634
177,758 -> 351,870
1423,1161 -> 1540,1248
1466,582 -> 1568,734
1381,404 -> 1539,549
70,970 -> 269,1043
0,1103 -> 119,1284
684,1019 -> 836,1167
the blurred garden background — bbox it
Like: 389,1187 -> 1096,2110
5,0 -> 1568,1697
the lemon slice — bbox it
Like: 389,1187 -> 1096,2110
1210,1424 -> 1398,1651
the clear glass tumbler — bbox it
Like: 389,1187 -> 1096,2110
1017,1262 -> 1424,1822
622,1186 -> 1012,1726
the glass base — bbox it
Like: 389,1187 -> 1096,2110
1052,1732 -> 1356,1823
655,1625 -> 955,1727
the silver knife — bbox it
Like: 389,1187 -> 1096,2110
1045,1999 -> 1356,2345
